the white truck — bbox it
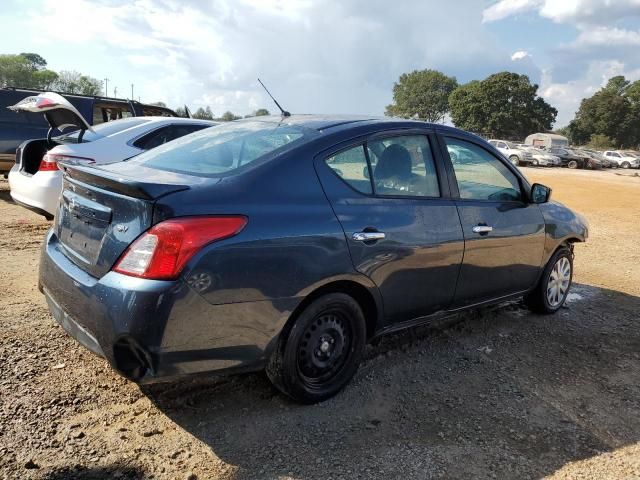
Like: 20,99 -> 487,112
603,151 -> 640,169
488,140 -> 533,166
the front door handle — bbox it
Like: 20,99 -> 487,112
472,225 -> 493,234
352,231 -> 386,242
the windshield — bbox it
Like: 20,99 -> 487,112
504,141 -> 517,148
54,118 -> 151,143
127,120 -> 317,177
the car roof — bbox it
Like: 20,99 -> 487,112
235,114 -> 434,132
136,116 -> 217,125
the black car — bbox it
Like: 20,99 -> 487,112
39,116 -> 588,403
0,87 -> 177,176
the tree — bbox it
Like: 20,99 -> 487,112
193,106 -> 214,120
567,76 -> 640,148
0,53 -> 58,89
53,70 -> 102,95
175,106 -> 189,118
148,101 -> 167,107
587,134 -> 615,150
385,69 -> 458,122
449,72 -> 557,139
220,111 -> 241,122
254,108 -> 270,116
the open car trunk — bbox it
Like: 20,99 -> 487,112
15,138 -> 60,175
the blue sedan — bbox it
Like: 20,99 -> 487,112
39,115 -> 587,403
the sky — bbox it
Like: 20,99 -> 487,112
1,0 -> 639,127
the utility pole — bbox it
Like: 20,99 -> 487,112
131,84 -> 134,99
114,86 -> 118,97
104,78 -> 109,97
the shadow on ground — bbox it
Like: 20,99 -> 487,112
139,283 -> 640,479
42,464 -> 145,480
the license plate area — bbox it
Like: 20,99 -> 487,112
58,190 -> 112,265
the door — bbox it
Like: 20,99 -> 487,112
315,132 -> 464,323
441,135 -> 545,307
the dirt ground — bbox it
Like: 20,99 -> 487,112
1,167 -> 640,480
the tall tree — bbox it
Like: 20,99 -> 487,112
254,108 -> 270,116
449,72 -> 556,139
193,106 -> 214,120
567,76 -> 640,148
385,69 -> 458,122
220,111 -> 241,121
53,70 -> 102,95
0,53 -> 58,89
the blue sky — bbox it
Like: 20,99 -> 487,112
2,0 -> 639,127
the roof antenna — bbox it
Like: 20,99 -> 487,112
257,78 -> 290,117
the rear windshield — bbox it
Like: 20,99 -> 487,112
127,121 -> 315,177
54,118 -> 151,143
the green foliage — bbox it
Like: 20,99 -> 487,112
567,76 -> 640,149
253,108 -> 270,116
175,106 -> 188,118
448,72 -> 557,139
220,111 -> 241,122
586,134 -> 615,150
192,106 -> 214,120
0,53 -> 58,89
53,70 -> 102,95
385,69 -> 458,122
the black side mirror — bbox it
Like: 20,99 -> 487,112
531,183 -> 551,204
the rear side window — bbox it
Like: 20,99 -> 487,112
129,121 -> 314,177
368,135 -> 440,197
133,124 -> 209,150
326,146 -> 372,194
93,102 -> 134,124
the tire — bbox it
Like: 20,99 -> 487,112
621,161 -> 630,169
525,247 -> 573,314
567,160 -> 578,169
509,155 -> 520,166
532,159 -> 539,167
266,293 -> 367,404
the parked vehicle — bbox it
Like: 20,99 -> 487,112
582,149 -> 613,168
517,145 -> 560,167
0,87 -> 178,176
7,92 -> 215,219
547,147 -> 588,169
604,151 -> 640,169
571,148 -> 603,169
488,139 -> 533,166
524,132 -> 569,149
39,116 -> 587,403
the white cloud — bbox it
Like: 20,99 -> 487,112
482,0 -> 541,23
511,50 -> 531,61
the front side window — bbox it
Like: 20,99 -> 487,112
445,137 -> 522,202
497,142 -> 507,149
326,145 -> 371,194
368,135 -> 440,197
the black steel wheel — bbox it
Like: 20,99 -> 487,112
266,293 -> 366,403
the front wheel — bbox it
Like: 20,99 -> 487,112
532,159 -> 539,167
621,161 -> 630,169
525,247 -> 573,314
266,293 -> 366,403
509,155 -> 520,166
567,160 -> 578,169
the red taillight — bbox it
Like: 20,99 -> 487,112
39,153 -> 95,172
113,216 -> 247,280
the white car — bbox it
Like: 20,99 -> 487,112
520,146 -> 560,167
603,150 -> 640,169
7,92 -> 216,219
488,139 -> 533,166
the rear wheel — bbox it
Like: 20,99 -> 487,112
532,159 -> 539,166
525,247 -> 573,314
266,293 -> 366,403
509,155 -> 520,166
567,160 -> 578,169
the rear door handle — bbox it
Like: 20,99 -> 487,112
352,231 -> 386,242
472,225 -> 493,234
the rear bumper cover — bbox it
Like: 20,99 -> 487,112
8,165 -> 61,217
39,230 -> 298,383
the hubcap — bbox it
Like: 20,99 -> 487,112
297,312 -> 350,383
546,257 -> 571,307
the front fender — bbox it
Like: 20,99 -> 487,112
539,201 -> 588,265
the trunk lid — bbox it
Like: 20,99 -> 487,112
55,164 -> 193,278
8,92 -> 93,133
